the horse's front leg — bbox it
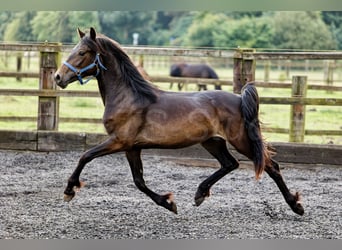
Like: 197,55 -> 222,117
125,148 -> 178,214
64,136 -> 125,202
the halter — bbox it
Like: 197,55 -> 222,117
63,53 -> 107,85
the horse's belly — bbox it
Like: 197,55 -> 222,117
135,117 -> 221,148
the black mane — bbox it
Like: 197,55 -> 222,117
83,34 -> 158,105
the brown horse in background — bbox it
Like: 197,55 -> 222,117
170,63 -> 221,91
54,27 -> 304,216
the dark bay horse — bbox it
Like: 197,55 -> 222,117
54,27 -> 304,216
170,63 -> 221,91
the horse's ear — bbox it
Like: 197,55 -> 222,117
90,27 -> 96,41
77,28 -> 85,38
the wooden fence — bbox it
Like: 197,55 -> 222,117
0,43 -> 342,144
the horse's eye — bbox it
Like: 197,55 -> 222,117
79,51 -> 86,56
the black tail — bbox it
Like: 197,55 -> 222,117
240,83 -> 269,179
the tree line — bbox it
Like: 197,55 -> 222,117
1,11 -> 342,50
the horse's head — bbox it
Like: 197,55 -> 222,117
55,27 -> 107,88
170,63 -> 187,77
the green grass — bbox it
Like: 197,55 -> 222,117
0,55 -> 341,145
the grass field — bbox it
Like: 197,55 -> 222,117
0,53 -> 341,145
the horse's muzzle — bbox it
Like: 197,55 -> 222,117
54,72 -> 69,89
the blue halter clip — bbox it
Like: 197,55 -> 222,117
63,53 -> 107,85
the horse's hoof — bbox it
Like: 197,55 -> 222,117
194,189 -> 210,206
75,181 -> 86,192
194,196 -> 205,207
170,201 -> 178,214
63,193 -> 75,202
292,202 -> 304,216
291,192 -> 304,216
162,193 -> 178,214
63,181 -> 85,202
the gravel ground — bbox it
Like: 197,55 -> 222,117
0,149 -> 341,239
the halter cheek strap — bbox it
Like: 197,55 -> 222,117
63,53 -> 107,85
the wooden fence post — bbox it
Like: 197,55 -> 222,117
289,75 -> 307,143
233,48 -> 255,94
264,60 -> 270,83
16,52 -> 22,82
285,60 -> 291,80
37,44 -> 61,131
323,60 -> 334,94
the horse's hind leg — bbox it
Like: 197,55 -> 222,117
265,159 -> 304,215
195,137 -> 239,206
125,149 -> 178,214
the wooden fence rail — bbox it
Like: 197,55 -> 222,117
0,129 -> 341,166
0,43 -> 342,144
2,43 -> 342,60
1,88 -> 342,105
2,72 -> 342,92
1,83 -> 341,138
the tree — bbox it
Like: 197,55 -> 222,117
182,12 -> 228,48
0,11 -> 15,41
321,11 -> 342,49
321,11 -> 342,27
224,11 -> 263,19
3,11 -> 36,42
272,12 -> 337,50
98,11 -> 156,45
31,12 -> 72,42
68,12 -> 101,42
150,12 -> 196,46
3,17 -> 20,41
180,12 -> 274,49
30,11 -> 100,43
213,16 -> 274,49
154,11 -> 176,30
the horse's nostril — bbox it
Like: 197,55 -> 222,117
55,73 -> 61,81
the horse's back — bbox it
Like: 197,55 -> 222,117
192,64 -> 218,79
170,63 -> 218,79
199,90 -> 241,113
159,90 -> 240,109
183,64 -> 217,79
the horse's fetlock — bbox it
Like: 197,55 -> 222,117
64,187 -> 75,196
68,178 -> 79,187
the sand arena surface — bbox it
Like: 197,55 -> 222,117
0,149 -> 341,239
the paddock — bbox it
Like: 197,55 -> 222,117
0,148 -> 340,239
0,41 -> 341,239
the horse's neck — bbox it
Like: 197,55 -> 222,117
96,70 -> 135,108
97,79 -> 107,105
96,53 -> 157,111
